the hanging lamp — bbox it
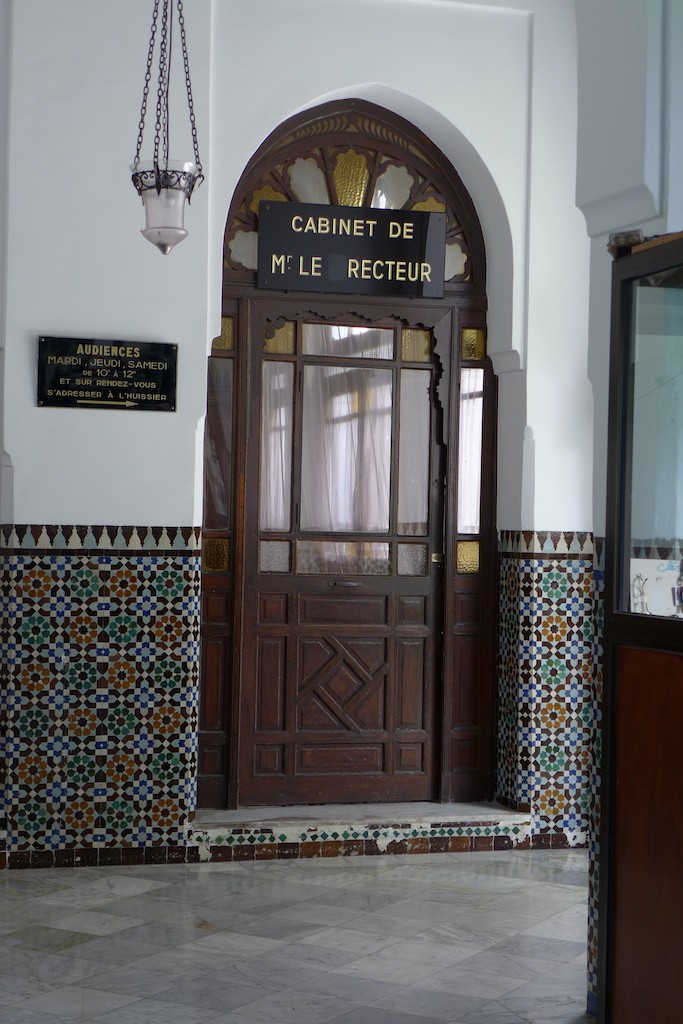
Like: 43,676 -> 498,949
131,0 -> 204,255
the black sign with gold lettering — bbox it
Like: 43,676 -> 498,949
37,337 -> 177,411
257,202 -> 446,297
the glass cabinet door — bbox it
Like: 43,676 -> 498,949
622,266 -> 683,617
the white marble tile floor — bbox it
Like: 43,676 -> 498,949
0,850 -> 592,1023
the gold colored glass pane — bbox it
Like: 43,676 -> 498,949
251,184 -> 287,215
401,329 -> 431,362
202,537 -> 231,573
333,149 -> 369,207
461,328 -> 486,361
412,196 -> 446,213
264,321 -> 295,354
212,317 -> 235,352
456,540 -> 480,574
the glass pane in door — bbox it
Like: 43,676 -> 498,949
259,361 -> 294,531
398,369 -> 430,535
302,323 -> 393,359
300,364 -> 393,532
457,368 -> 484,534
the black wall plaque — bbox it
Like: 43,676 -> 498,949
37,337 -> 177,411
257,202 -> 446,298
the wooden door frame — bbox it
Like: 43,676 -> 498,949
200,287 -> 498,809
198,98 -> 497,809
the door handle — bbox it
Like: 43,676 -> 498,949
330,580 -> 360,587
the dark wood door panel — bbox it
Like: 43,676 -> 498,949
609,646 -> 683,1024
298,594 -> 389,626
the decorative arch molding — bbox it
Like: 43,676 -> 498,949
222,98 -> 486,297
302,87 -> 519,373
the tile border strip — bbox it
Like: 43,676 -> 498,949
0,524 -> 201,552
498,530 -> 595,557
4,830 -> 582,868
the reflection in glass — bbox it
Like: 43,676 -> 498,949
398,370 -> 430,535
302,323 -> 393,359
627,274 -> 683,615
228,229 -> 258,270
300,365 -> 392,532
398,544 -> 428,576
288,157 -> 331,205
371,164 -> 414,210
445,241 -> 468,280
259,362 -> 294,531
204,359 -> 233,530
457,369 -> 484,534
296,541 -> 390,575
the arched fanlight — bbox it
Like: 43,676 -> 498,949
131,0 -> 204,255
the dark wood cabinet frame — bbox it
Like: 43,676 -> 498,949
599,234 -> 683,1023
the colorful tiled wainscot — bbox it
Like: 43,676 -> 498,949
1,524 -> 201,863
497,530 -> 603,1014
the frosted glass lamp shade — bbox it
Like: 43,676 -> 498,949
131,160 -> 198,255
141,188 -> 188,255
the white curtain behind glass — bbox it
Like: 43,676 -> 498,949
259,361 -> 294,531
457,368 -> 484,534
301,364 -> 392,532
398,369 -> 430,535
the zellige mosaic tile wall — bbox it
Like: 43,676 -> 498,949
2,525 -> 201,859
497,530 -> 603,1015
497,531 -> 597,841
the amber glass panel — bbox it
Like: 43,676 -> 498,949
264,321 -> 295,354
398,369 -> 430,536
302,323 -> 393,359
204,358 -> 233,530
461,328 -> 486,361
212,316 -> 235,352
300,364 -> 392,532
457,540 -> 480,574
296,541 -> 390,575
401,328 -> 431,362
259,362 -> 294,531
202,537 -> 230,573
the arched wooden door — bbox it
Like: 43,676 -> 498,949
199,100 -> 497,808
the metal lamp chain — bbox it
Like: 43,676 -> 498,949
177,0 -> 203,184
132,0 -> 203,217
153,0 -> 171,177
134,0 -> 161,166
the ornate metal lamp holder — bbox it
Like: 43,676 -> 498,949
131,0 -> 203,255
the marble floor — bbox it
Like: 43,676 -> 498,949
0,849 -> 592,1024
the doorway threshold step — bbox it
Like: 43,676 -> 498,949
187,801 -> 534,861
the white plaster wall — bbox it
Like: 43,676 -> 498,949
575,0 -> 681,536
0,0 -> 11,523
2,0 -> 592,532
210,0 -> 590,531
3,0 -> 212,526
